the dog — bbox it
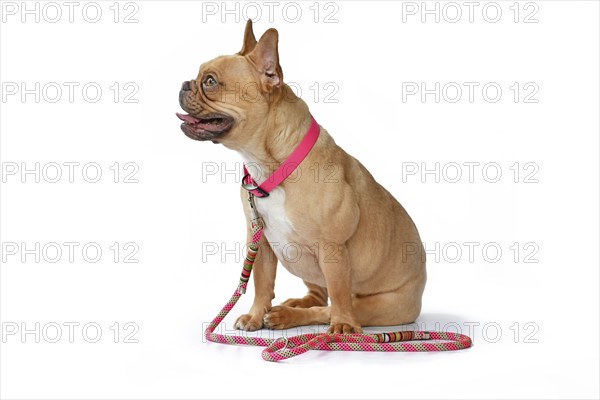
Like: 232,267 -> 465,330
177,20 -> 426,334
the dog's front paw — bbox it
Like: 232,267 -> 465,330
327,322 -> 362,334
234,313 -> 263,331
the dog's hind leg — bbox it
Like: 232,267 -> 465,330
263,277 -> 425,330
279,281 -> 328,308
352,280 -> 425,327
263,305 -> 330,330
266,276 -> 328,331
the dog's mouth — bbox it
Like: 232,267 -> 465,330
176,112 -> 234,141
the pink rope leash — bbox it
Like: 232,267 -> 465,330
203,198 -> 472,362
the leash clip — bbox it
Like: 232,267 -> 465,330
247,191 -> 264,228
247,191 -> 258,220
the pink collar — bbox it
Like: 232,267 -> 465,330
242,116 -> 320,198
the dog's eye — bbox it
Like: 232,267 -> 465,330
203,75 -> 218,88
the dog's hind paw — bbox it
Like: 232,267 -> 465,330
263,306 -> 304,330
327,322 -> 362,334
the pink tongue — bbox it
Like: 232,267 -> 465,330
176,112 -> 200,124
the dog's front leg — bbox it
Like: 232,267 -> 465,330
233,232 -> 277,331
319,242 -> 362,334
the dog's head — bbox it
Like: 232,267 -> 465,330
177,20 -> 284,146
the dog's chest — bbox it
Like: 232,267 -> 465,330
255,188 -> 293,243
255,188 -> 325,286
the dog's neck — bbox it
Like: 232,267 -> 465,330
231,85 -> 313,185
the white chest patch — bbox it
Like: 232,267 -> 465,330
255,187 -> 293,244
254,187 -> 326,286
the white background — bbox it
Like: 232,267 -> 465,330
1,1 -> 599,399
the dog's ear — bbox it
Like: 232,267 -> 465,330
239,19 -> 257,55
248,28 -> 283,91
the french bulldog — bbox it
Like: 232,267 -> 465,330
177,20 -> 426,334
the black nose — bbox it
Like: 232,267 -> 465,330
179,81 -> 193,109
